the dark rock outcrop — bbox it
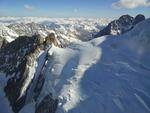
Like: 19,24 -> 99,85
1,35 -> 45,113
46,33 -> 61,48
0,33 -> 59,113
133,14 -> 145,25
0,36 -> 8,48
35,94 -> 58,113
94,14 -> 145,38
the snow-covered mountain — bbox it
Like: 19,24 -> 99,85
0,17 -> 110,41
43,18 -> 150,113
0,16 -> 150,113
0,17 -> 111,50
8,22 -> 48,37
94,14 -> 145,38
0,17 -> 111,49
0,25 -> 18,48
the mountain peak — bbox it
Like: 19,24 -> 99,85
94,14 -> 146,38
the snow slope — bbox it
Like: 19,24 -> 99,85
40,18 -> 150,113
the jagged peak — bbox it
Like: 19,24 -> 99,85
133,14 -> 145,25
118,14 -> 133,20
46,33 -> 61,47
94,14 -> 146,38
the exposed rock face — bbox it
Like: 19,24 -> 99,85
1,35 -> 45,113
0,36 -> 8,48
35,95 -> 58,113
0,33 -> 59,113
94,14 -> 145,38
46,33 -> 61,47
133,14 -> 145,25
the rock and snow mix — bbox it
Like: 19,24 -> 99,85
0,17 -> 150,113
40,18 -> 150,113
0,25 -> 18,42
0,17 -> 110,42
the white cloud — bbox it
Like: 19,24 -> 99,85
24,4 -> 34,11
112,0 -> 150,9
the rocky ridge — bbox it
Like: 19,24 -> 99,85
0,33 -> 59,113
94,14 -> 145,38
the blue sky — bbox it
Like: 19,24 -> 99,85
0,0 -> 150,18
